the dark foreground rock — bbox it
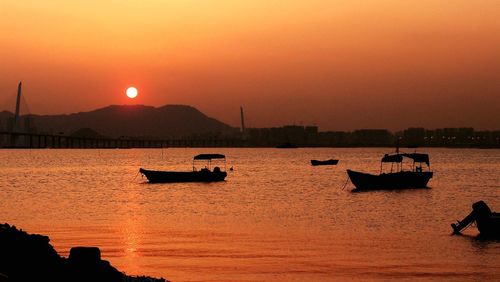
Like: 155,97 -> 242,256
0,223 -> 167,282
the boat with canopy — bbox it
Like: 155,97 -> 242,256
139,154 -> 227,183
451,201 -> 500,238
347,150 -> 433,190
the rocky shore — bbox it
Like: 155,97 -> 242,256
0,223 -> 167,282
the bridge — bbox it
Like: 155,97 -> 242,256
1,82 -> 244,148
0,131 -> 243,148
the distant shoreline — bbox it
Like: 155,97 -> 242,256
1,145 -> 499,149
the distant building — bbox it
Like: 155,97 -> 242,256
351,129 -> 393,146
282,125 -> 306,144
305,126 -> 319,144
318,131 -> 349,146
402,127 -> 426,145
246,125 -> 319,146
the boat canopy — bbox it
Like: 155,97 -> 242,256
381,154 -> 403,163
193,154 -> 226,160
381,153 -> 430,166
404,153 -> 430,166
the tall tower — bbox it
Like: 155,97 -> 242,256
8,82 -> 23,147
240,106 -> 246,134
13,81 -> 22,132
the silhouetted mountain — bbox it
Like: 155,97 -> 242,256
1,105 -> 235,138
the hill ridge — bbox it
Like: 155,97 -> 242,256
0,104 -> 235,138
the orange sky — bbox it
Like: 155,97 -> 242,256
1,1 -> 499,130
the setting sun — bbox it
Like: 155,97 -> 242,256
126,87 -> 138,99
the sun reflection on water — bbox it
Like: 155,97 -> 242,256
1,148 -> 499,281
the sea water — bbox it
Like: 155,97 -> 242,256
1,148 -> 499,281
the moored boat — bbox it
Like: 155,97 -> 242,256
311,159 -> 339,166
140,154 -> 227,183
451,201 -> 500,238
347,151 -> 433,190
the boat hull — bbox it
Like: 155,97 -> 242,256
139,168 -> 227,183
477,213 -> 500,238
347,169 -> 433,190
311,159 -> 339,166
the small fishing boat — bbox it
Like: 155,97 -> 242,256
311,159 -> 339,166
140,154 -> 227,183
347,150 -> 433,190
451,201 -> 500,238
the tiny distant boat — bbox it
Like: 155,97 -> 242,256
347,151 -> 433,191
311,159 -> 339,166
139,154 -> 227,183
276,142 -> 298,148
451,201 -> 500,238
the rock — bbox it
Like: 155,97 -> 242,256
69,246 -> 102,263
0,223 -> 167,282
66,247 -> 123,282
0,223 -> 64,281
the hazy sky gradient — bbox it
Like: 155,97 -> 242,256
1,1 -> 499,130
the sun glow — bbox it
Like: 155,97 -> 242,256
126,87 -> 138,98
